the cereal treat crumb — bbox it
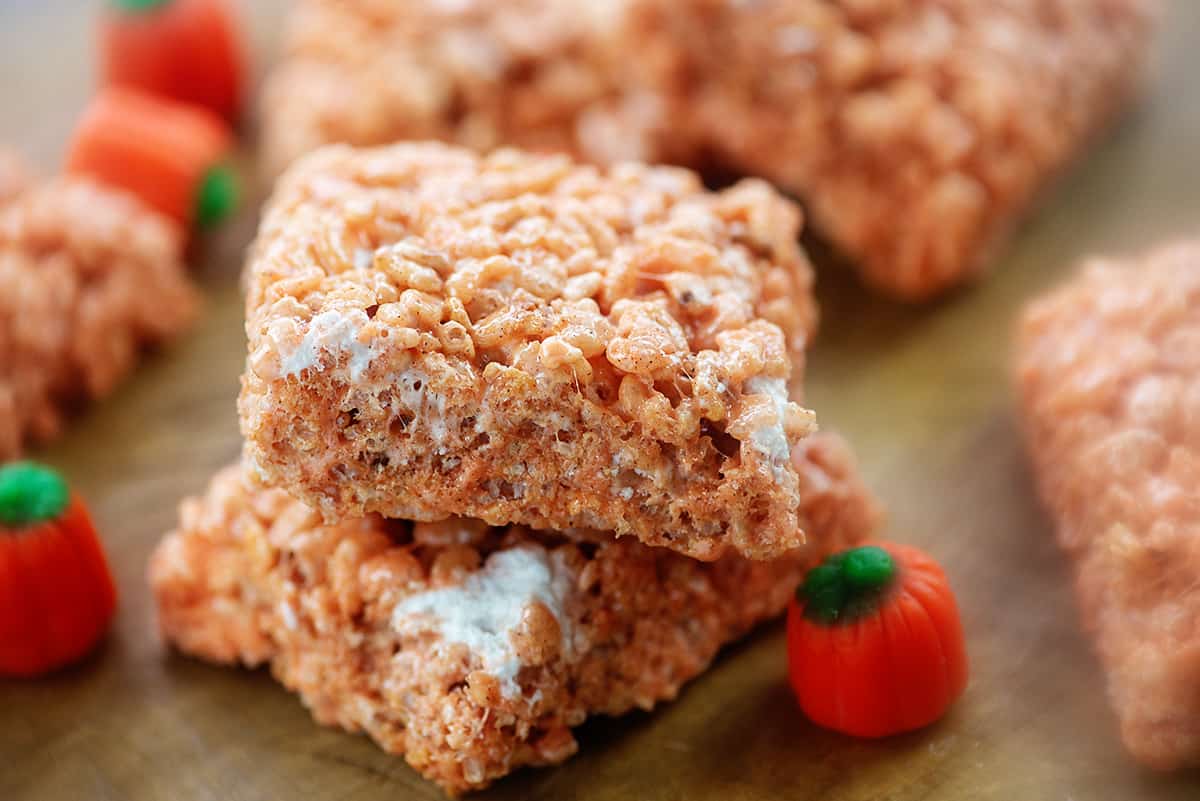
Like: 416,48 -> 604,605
1016,241 -> 1200,771
261,0 -> 1158,299
0,177 -> 198,458
241,143 -> 822,561
150,458 -> 873,795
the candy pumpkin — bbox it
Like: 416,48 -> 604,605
100,0 -> 245,122
0,463 -> 118,677
787,543 -> 968,738
65,87 -> 238,231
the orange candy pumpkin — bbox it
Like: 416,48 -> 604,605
787,542 -> 968,738
0,463 -> 117,677
65,87 -> 238,232
100,0 -> 245,123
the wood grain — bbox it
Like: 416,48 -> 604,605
2,2 -> 1199,799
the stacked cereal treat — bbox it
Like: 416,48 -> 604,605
241,144 -> 822,560
0,152 -> 198,459
151,142 -> 878,794
261,0 -> 1158,299
152,449 -> 869,794
1015,242 -> 1200,771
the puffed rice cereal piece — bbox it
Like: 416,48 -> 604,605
1016,240 -> 1200,771
150,454 -> 875,795
260,0 -> 1158,300
241,142 -> 825,561
0,177 -> 198,458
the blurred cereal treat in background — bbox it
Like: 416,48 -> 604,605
1016,240 -> 1200,771
259,0 -> 1159,300
257,0 -> 675,179
0,148 -> 34,207
626,0 -> 1159,299
0,176 -> 198,459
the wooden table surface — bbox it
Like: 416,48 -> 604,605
3,2 -> 1200,799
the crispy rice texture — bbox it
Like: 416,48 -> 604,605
0,148 -> 34,207
261,0 -> 1158,299
1016,241 -> 1200,771
150,456 -> 874,795
241,143 -> 824,561
0,177 -> 198,459
257,0 -> 667,181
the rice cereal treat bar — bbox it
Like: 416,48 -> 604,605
1015,241 -> 1200,771
0,148 -> 34,207
241,143 -> 824,561
0,176 -> 198,458
260,0 -> 1158,300
257,0 -> 673,181
150,453 -> 875,794
627,0 -> 1158,299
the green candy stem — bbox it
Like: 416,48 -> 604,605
0,462 -> 70,528
194,164 -> 239,229
110,0 -> 173,11
800,545 -> 897,624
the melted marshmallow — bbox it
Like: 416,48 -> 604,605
744,375 -> 793,466
395,368 -> 449,444
393,546 -> 574,697
280,309 -> 381,381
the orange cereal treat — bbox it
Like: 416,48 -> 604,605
1016,241 -> 1200,771
257,0 -> 661,181
628,0 -> 1158,299
260,0 -> 1158,299
0,149 -> 34,207
241,143 -> 826,561
150,458 -> 874,794
0,177 -> 198,458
